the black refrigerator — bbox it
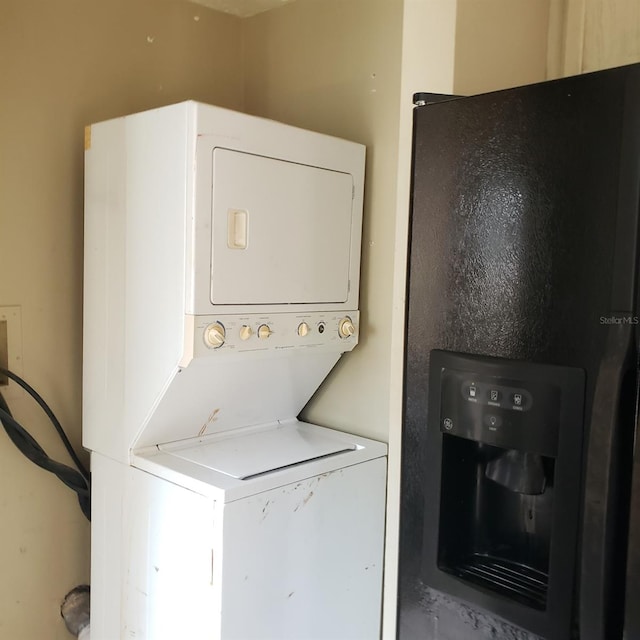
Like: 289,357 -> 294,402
399,64 -> 640,640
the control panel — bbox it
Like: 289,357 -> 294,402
460,381 -> 533,412
188,311 -> 360,358
442,368 -> 557,455
429,350 -> 585,458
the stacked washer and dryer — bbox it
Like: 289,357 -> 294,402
83,102 -> 387,639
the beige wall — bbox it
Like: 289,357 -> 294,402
549,0 -> 640,76
583,0 -> 640,71
454,0 -> 551,94
0,2 -> 243,637
243,0 -> 405,444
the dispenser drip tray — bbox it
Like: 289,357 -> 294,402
450,554 -> 548,610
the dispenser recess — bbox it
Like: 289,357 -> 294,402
422,350 -> 585,640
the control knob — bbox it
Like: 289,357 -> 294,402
338,317 -> 356,338
204,322 -> 225,348
297,322 -> 310,337
239,325 -> 253,341
258,324 -> 272,339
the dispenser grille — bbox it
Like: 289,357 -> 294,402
453,554 -> 548,610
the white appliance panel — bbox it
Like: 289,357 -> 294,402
92,451 -> 386,640
161,424 -> 356,479
187,311 -> 359,360
211,148 -> 354,305
221,456 -> 387,640
134,350 -> 340,450
134,420 -> 388,503
90,454 -> 219,640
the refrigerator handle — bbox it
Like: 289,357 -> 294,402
580,322 -> 635,640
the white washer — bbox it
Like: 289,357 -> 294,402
83,102 -> 386,639
92,422 -> 386,640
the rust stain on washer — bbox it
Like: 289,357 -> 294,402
198,408 -> 220,436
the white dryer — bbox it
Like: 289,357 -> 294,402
83,102 -> 386,639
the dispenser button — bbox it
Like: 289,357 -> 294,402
468,385 -> 478,398
489,389 -> 500,402
484,414 -> 502,429
513,393 -> 523,407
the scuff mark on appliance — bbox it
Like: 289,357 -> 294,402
198,408 -> 220,436
294,490 -> 315,512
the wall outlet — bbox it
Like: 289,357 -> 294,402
0,306 -> 23,388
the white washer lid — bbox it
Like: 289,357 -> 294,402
160,426 -> 356,480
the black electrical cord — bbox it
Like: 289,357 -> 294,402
0,368 -> 90,520
0,367 -> 89,481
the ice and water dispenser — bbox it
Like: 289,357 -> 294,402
422,351 -> 585,638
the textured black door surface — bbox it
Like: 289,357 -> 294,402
400,65 -> 640,639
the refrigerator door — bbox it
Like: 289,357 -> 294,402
580,68 -> 640,640
401,64 -> 640,640
580,324 -> 637,640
